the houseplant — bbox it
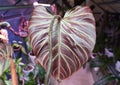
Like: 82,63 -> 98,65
28,1 -> 96,85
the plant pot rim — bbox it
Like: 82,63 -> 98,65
28,52 -> 36,64
13,46 -> 21,51
23,64 -> 34,73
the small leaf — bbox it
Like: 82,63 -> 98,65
16,58 -> 22,63
0,61 -> 4,76
0,58 -> 10,76
34,65 -> 46,80
17,66 -> 22,75
21,46 -> 27,55
12,43 -> 19,48
3,58 -> 10,72
4,80 -> 12,85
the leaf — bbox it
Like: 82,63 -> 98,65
94,74 -> 116,85
34,64 -> 46,80
12,43 -> 19,48
21,46 -> 27,55
4,80 -> 12,85
16,58 -> 22,63
0,48 -> 6,57
25,73 -> 36,85
28,6 -> 96,81
12,43 -> 27,55
0,57 -> 10,76
3,58 -> 10,72
0,62 -> 3,76
0,42 -> 13,76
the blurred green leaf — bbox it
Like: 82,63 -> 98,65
16,58 -> 22,63
34,64 -> 46,80
0,58 -> 10,76
94,74 -> 116,85
12,43 -> 19,48
26,39 -> 32,51
25,73 -> 36,85
0,61 -> 4,76
17,66 -> 22,75
3,58 -> 10,72
4,80 -> 11,85
21,46 -> 27,55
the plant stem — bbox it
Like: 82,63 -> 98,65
9,43 -> 18,85
10,57 -> 18,85
44,16 -> 60,85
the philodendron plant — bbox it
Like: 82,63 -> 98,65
28,5 -> 96,85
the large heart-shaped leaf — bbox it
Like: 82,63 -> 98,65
28,6 -> 96,81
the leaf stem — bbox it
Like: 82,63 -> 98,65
44,15 -> 61,85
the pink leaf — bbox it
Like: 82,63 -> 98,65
28,6 -> 96,81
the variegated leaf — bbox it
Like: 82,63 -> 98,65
0,43 -> 12,76
28,6 -> 96,81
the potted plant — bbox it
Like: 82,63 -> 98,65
23,64 -> 34,76
28,51 -> 36,64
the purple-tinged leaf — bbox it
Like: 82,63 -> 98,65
28,6 -> 96,81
